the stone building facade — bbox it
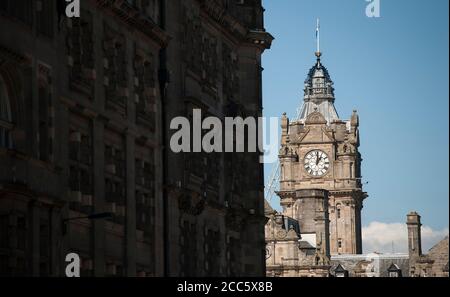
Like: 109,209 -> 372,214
162,0 -> 272,277
0,0 -> 272,277
265,193 -> 331,277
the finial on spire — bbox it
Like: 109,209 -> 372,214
315,18 -> 321,58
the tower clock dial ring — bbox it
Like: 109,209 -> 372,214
304,150 -> 330,177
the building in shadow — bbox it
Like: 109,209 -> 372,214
0,0 -> 272,277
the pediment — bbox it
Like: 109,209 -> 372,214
305,111 -> 327,125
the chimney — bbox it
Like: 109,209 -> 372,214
406,211 -> 422,258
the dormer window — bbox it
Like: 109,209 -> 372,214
334,264 -> 348,277
388,263 -> 402,277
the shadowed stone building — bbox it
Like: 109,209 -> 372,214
0,0 -> 272,277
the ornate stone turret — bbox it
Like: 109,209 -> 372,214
299,53 -> 339,124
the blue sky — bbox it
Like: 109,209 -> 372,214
262,0 -> 449,235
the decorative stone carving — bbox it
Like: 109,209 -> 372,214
276,229 -> 287,240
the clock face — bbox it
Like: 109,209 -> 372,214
304,150 -> 330,177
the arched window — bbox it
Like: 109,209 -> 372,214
0,75 -> 13,148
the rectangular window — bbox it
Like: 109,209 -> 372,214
68,119 -> 93,214
38,86 -> 49,161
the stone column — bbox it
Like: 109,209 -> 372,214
314,191 -> 330,258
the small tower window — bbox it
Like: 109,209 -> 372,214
338,239 -> 342,249
336,204 -> 341,219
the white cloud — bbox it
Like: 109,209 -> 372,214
362,221 -> 449,254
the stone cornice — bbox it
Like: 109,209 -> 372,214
93,0 -> 170,48
331,189 -> 365,196
330,190 -> 368,206
246,29 -> 274,50
276,190 -> 296,200
196,0 -> 273,50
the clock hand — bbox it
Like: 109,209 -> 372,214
316,152 -> 321,165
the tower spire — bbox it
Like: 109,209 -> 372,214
315,18 -> 321,58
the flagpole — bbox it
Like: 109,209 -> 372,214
317,18 -> 320,53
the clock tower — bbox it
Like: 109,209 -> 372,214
278,51 -> 367,255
